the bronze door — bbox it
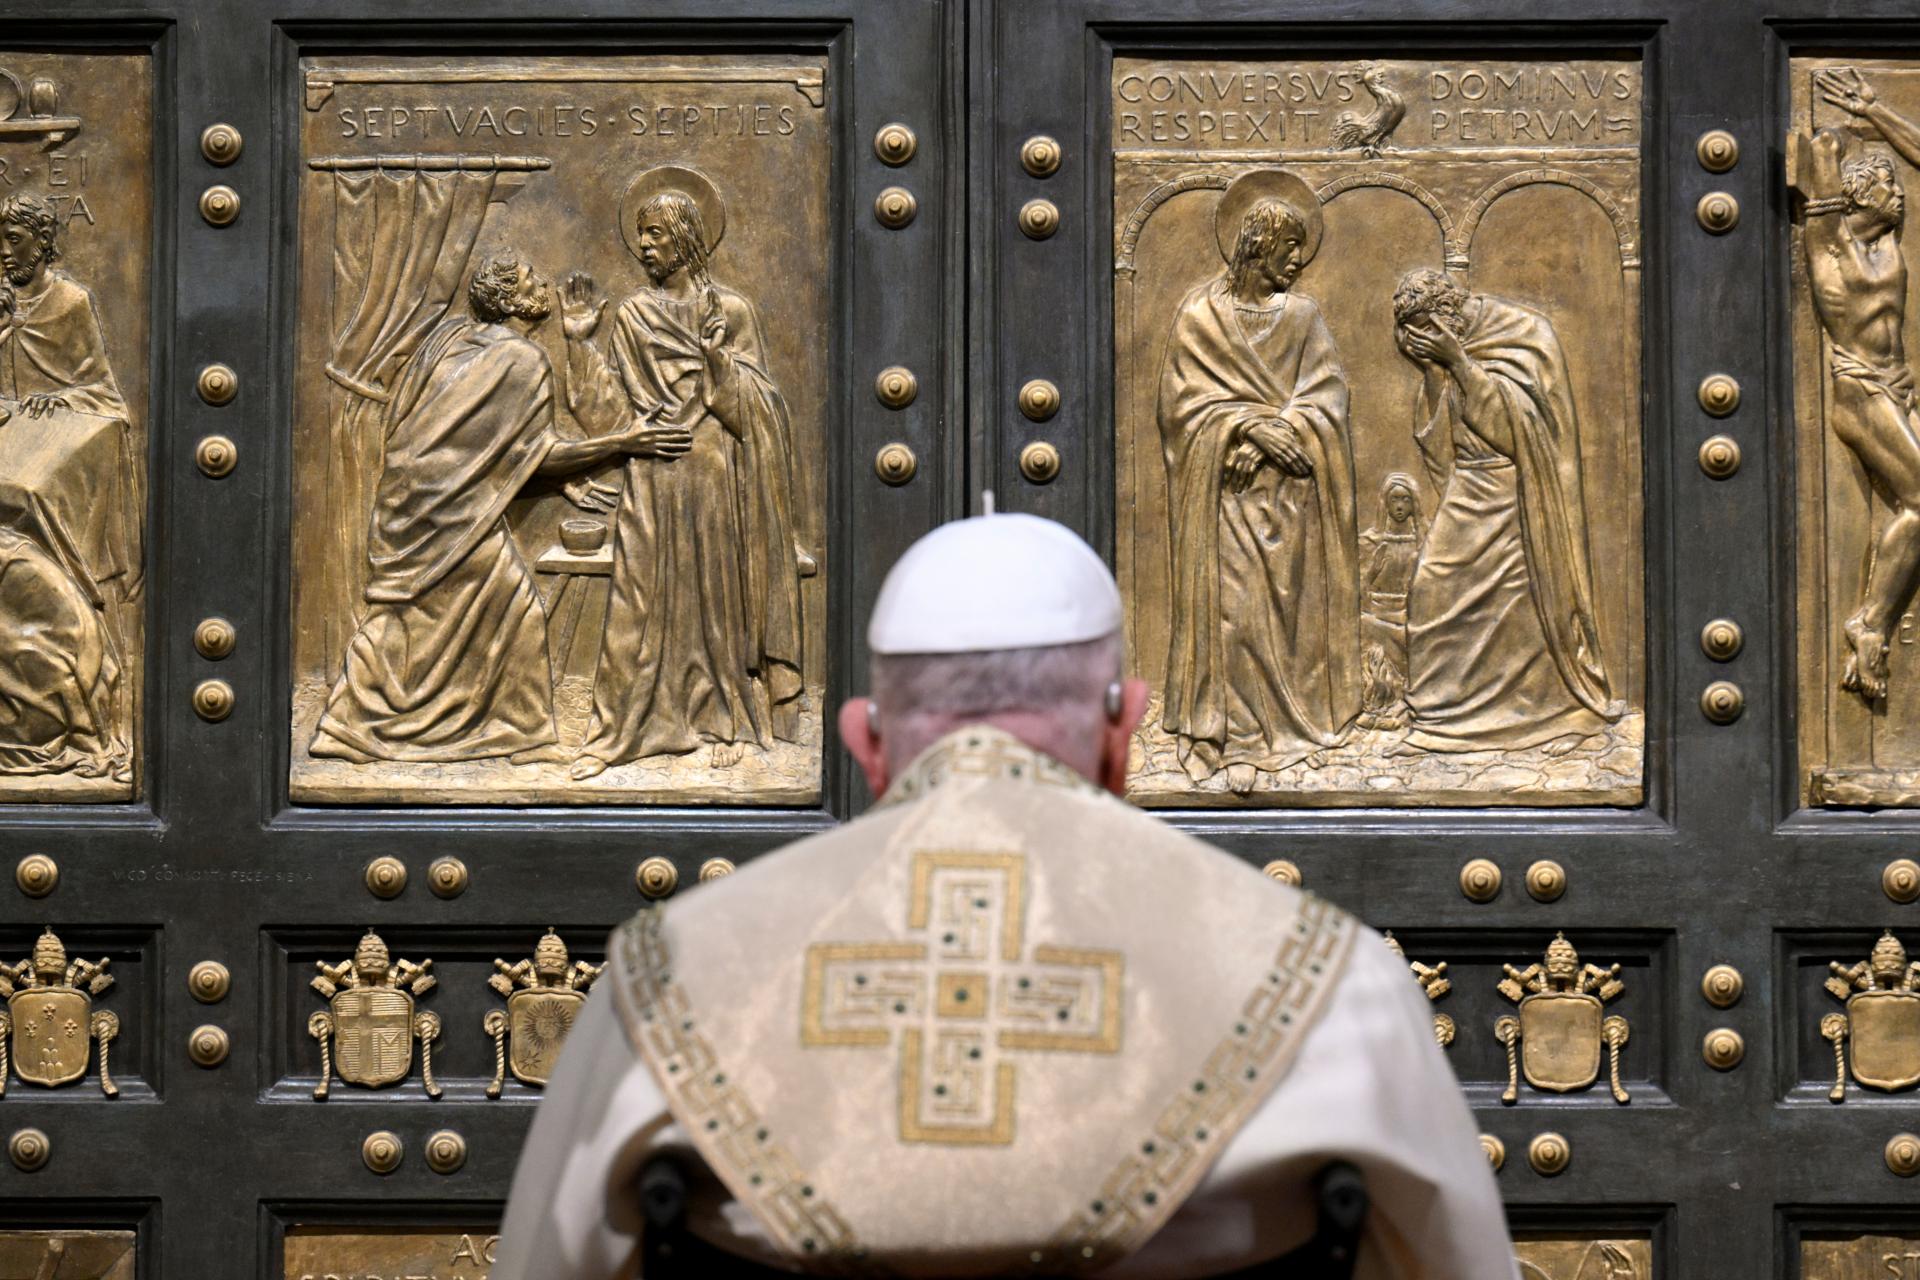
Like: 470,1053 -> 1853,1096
2,0 -> 1920,1277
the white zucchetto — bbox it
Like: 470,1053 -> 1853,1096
867,511 -> 1122,655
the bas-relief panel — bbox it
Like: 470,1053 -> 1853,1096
289,57 -> 830,805
283,1229 -> 496,1279
0,1232 -> 135,1279
0,54 -> 149,802
1514,1237 -> 1651,1280
1113,58 -> 1645,808
1790,59 -> 1920,808
1805,1236 -> 1920,1280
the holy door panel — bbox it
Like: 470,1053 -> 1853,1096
1113,58 -> 1645,807
0,51 -> 148,801
283,1227 -> 498,1278
1790,56 -> 1920,808
1516,1236 -> 1652,1280
289,56 -> 830,805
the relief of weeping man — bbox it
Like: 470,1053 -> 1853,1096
313,166 -> 806,775
1158,169 -> 1620,792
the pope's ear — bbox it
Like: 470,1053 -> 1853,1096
1099,678 -> 1151,797
837,697 -> 890,797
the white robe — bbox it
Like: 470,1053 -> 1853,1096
495,729 -> 1516,1280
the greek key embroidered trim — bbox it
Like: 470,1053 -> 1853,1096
617,910 -> 874,1273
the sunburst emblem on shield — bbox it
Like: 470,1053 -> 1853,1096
1820,930 -> 1920,1102
0,928 -> 119,1097
1495,933 -> 1630,1104
307,930 -> 441,1100
485,930 -> 602,1097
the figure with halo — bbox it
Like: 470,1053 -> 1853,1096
560,166 -> 807,778
1156,169 -> 1359,795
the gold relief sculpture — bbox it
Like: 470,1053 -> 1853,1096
0,927 -> 117,1097
484,929 -> 601,1096
0,1232 -> 135,1280
1804,1235 -> 1920,1280
1382,931 -> 1454,1047
284,1228 -> 498,1280
1495,933 -> 1629,1104
0,55 -> 149,802
307,930 -> 441,1100
290,57 -> 829,805
1787,60 -> 1920,806
1514,1237 -> 1649,1280
1820,930 -> 1920,1101
1114,57 -> 1644,806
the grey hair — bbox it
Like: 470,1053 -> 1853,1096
871,634 -> 1122,766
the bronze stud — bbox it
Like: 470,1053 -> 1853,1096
193,617 -> 236,661
1527,1132 -> 1571,1176
188,960 -> 231,1004
1459,857 -> 1502,903
1480,1133 -> 1506,1172
427,856 -> 468,899
873,123 -> 917,167
1702,1027 -> 1744,1071
425,1130 -> 467,1175
1884,858 -> 1920,905
8,1128 -> 50,1172
1021,135 -> 1062,178
874,443 -> 918,487
1700,618 -> 1743,662
195,434 -> 238,479
1525,860 -> 1566,902
1700,680 -> 1744,725
875,366 -> 918,409
1699,435 -> 1741,479
1018,198 -> 1060,240
699,857 -> 736,882
188,1024 -> 230,1068
1698,373 -> 1740,418
1888,1133 -> 1920,1177
874,186 -> 917,230
1696,129 -> 1739,173
1262,859 -> 1301,887
1018,441 -> 1061,485
1701,964 -> 1744,1008
192,679 -> 234,723
200,122 -> 243,166
361,1130 -> 403,1175
364,855 -> 407,899
637,856 -> 679,899
196,362 -> 238,406
1696,191 -> 1739,234
199,184 -> 240,227
14,854 -> 57,899
1019,379 -> 1061,422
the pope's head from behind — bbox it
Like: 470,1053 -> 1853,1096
838,507 -> 1150,798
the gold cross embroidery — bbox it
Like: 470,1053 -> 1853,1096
802,852 -> 1124,1146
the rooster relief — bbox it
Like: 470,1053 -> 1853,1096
1331,62 -> 1405,158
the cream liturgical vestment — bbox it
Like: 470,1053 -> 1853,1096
496,728 -> 1516,1279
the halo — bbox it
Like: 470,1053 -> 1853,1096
1214,168 -> 1324,267
620,165 -> 727,264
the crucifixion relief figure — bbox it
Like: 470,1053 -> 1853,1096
1390,267 -> 1620,754
560,165 -> 807,780
1155,169 -> 1360,797
1801,68 -> 1920,703
309,253 -> 672,765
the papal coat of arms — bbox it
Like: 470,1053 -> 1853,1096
1496,933 -> 1630,1104
1384,932 -> 1454,1048
1821,930 -> 1920,1102
0,928 -> 118,1096
307,930 -> 441,1099
484,929 -> 602,1096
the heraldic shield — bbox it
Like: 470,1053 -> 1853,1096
506,987 -> 584,1085
330,987 -> 415,1087
1519,991 -> 1604,1092
10,987 -> 93,1087
1822,932 -> 1920,1100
